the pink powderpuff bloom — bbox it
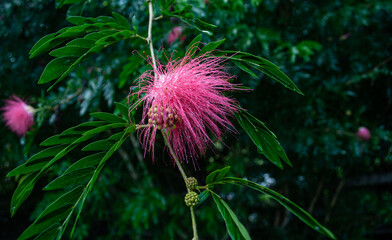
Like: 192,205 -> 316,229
167,26 -> 185,45
130,51 -> 242,165
356,126 -> 371,141
2,96 -> 35,137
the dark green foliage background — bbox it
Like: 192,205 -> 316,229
1,0 -> 391,239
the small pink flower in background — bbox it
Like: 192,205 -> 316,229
130,51 -> 241,165
167,26 -> 186,45
2,96 -> 35,137
356,126 -> 371,141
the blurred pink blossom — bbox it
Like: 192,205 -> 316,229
2,96 -> 34,137
356,126 -> 371,141
130,51 -> 242,165
167,26 -> 185,45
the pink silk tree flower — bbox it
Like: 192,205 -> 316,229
356,126 -> 371,141
2,96 -> 35,137
167,26 -> 185,45
130,52 -> 242,165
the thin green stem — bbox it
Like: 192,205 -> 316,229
154,15 -> 163,21
147,0 -> 157,71
135,34 -> 147,42
160,129 -> 199,240
160,129 -> 188,187
190,207 -> 199,240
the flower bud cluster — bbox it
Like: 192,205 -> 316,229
147,105 -> 179,130
186,177 -> 198,191
184,191 -> 199,207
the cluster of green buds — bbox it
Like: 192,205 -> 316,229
184,191 -> 199,207
184,177 -> 199,207
186,177 -> 198,191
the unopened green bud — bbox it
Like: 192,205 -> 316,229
186,177 -> 198,190
184,191 -> 199,207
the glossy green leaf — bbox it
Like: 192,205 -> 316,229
211,191 -> 251,240
108,132 -> 125,141
44,167 -> 95,190
206,166 -> 231,184
61,121 -> 107,135
40,134 -> 80,146
112,12 -> 131,29
185,34 -> 202,57
90,112 -> 127,123
222,177 -> 336,239
66,38 -> 96,48
38,57 -> 77,84
82,123 -> 128,135
32,223 -> 60,240
233,61 -> 258,78
198,38 -> 226,55
25,145 -> 67,166
29,30 -> 66,58
49,46 -> 89,57
7,162 -> 46,177
198,190 -> 210,206
66,16 -> 88,25
10,173 -> 39,217
114,101 -> 129,120
84,30 -> 116,41
235,110 -> 291,169
81,139 -> 115,151
64,152 -> 105,174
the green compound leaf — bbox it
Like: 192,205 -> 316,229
214,50 -> 303,95
7,145 -> 66,177
211,191 -> 251,240
10,134 -> 97,216
222,177 -> 336,239
235,110 -> 291,169
10,121 -> 135,239
30,16 -> 135,90
17,186 -> 83,240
